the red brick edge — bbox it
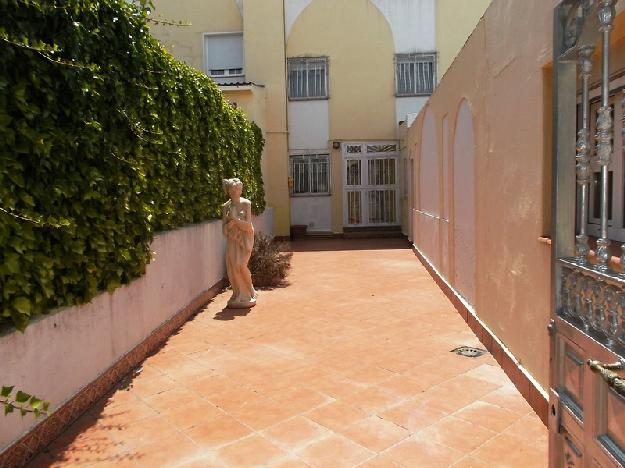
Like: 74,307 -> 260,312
410,246 -> 549,426
0,280 -> 225,468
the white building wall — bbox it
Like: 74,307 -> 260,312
287,100 -> 329,150
290,196 -> 332,231
370,0 -> 436,52
395,96 -> 428,128
287,97 -> 332,232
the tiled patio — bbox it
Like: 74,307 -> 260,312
30,239 -> 547,467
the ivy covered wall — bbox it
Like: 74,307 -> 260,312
0,0 -> 265,330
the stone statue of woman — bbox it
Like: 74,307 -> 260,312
222,178 -> 257,308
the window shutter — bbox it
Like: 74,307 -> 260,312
204,33 -> 244,76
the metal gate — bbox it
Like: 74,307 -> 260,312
551,1 -> 625,466
342,142 -> 400,227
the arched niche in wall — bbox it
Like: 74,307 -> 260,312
419,107 -> 439,216
452,98 -> 476,305
418,107 -> 440,266
440,114 -> 450,278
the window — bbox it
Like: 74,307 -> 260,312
204,33 -> 244,79
287,57 -> 328,100
395,53 -> 436,96
290,154 -> 330,195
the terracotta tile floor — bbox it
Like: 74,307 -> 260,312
30,239 -> 547,468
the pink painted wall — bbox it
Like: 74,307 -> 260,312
419,108 -> 440,217
404,0 -> 558,390
417,108 -> 441,269
453,100 -> 476,305
440,116 -> 451,278
0,210 -> 273,449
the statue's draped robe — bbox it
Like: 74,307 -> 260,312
223,199 -> 256,307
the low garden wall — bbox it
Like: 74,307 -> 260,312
0,1 -> 271,461
0,209 -> 273,452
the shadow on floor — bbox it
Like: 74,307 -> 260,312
33,393 -> 146,467
255,281 -> 291,291
213,307 -> 253,321
289,237 -> 411,253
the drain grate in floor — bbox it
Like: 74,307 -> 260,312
451,346 -> 487,358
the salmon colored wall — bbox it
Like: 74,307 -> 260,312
404,0 -> 562,390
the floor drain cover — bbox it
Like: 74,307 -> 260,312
451,346 -> 487,358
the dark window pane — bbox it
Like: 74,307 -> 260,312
592,171 -> 613,220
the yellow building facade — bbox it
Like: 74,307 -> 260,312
150,0 -> 489,236
436,0 -> 492,81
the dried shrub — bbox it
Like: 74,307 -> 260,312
249,233 -> 292,288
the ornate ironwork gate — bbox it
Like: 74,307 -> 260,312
552,1 -> 625,466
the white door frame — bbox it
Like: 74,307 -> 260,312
342,142 -> 401,227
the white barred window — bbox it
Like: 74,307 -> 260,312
287,57 -> 328,100
395,53 -> 436,96
290,154 -> 330,195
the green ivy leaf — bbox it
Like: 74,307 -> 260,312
29,397 -> 43,409
1,386 -> 14,398
15,391 -> 30,404
12,297 -> 32,316
4,253 -> 20,275
20,194 -> 35,206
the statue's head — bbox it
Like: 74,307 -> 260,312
223,178 -> 243,198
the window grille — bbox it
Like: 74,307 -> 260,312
287,57 -> 328,100
367,144 -> 397,153
290,154 -> 330,195
395,53 -> 436,96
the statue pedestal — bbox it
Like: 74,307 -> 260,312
226,297 -> 257,309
